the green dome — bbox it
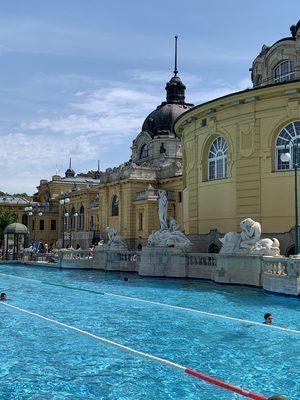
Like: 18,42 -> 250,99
4,222 -> 28,234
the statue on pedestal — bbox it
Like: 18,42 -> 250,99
148,190 -> 191,250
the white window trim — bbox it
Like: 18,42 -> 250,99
208,137 -> 228,181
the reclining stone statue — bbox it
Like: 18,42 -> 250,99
219,218 -> 280,256
99,227 -> 128,249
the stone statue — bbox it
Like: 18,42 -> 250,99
158,190 -> 168,230
105,227 -> 128,249
147,192 -> 191,250
219,218 -> 280,256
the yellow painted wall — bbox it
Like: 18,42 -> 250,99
175,80 -> 300,237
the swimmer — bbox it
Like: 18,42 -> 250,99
0,292 -> 7,301
264,313 -> 273,324
124,277 -> 128,282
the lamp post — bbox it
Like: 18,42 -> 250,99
281,140 -> 300,255
70,212 -> 78,248
24,205 -> 43,245
59,197 -> 70,248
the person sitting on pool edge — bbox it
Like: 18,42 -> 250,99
0,292 -> 7,301
264,313 -> 273,324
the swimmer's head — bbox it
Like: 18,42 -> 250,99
1,293 -> 7,301
264,313 -> 273,324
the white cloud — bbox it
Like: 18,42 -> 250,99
129,69 -> 202,86
190,77 -> 252,104
25,87 -> 160,138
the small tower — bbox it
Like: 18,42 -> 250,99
94,160 -> 101,180
65,157 -> 75,178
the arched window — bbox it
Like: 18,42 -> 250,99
274,60 -> 295,83
275,121 -> 300,170
70,207 -> 76,231
78,205 -> 84,230
208,137 -> 228,180
140,144 -> 149,159
111,195 -> 119,216
21,214 -> 27,226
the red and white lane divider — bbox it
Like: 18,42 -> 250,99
1,302 -> 268,400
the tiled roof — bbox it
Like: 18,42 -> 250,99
0,196 -> 32,205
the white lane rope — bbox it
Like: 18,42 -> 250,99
1,271 -> 299,335
0,302 -> 185,370
0,302 -> 270,400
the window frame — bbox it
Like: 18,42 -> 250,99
274,60 -> 295,84
208,137 -> 228,181
275,121 -> 300,171
139,143 -> 149,159
78,205 -> 85,230
111,195 -> 119,217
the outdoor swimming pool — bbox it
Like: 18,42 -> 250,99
0,263 -> 299,400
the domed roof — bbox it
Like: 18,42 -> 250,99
4,222 -> 28,234
142,102 -> 192,136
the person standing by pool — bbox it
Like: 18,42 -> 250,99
264,313 -> 273,324
0,292 -> 7,301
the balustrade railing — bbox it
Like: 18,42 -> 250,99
135,189 -> 175,201
262,256 -> 300,277
185,253 -> 217,267
59,249 -> 94,260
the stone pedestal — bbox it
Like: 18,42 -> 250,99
214,255 -> 263,286
139,246 -> 187,277
92,249 -> 107,270
263,273 -> 300,296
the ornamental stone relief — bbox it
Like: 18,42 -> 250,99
238,122 -> 255,157
185,139 -> 195,172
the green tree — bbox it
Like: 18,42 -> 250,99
0,209 -> 18,243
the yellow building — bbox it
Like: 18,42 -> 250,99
174,20 -> 300,256
63,61 -> 193,249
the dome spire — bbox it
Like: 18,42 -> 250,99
165,36 -> 186,104
174,35 -> 178,76
94,160 -> 101,179
65,157 -> 75,178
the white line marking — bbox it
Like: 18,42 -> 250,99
0,272 -> 40,283
1,271 -> 299,335
0,302 -> 185,371
105,292 -> 300,335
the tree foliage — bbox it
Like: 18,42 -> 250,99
0,209 -> 18,240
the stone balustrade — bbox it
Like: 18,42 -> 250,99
262,256 -> 300,296
59,249 -> 94,260
135,188 -> 175,201
185,253 -> 217,267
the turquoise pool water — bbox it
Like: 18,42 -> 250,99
0,263 -> 299,400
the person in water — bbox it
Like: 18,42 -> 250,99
0,292 -> 7,301
264,313 -> 273,324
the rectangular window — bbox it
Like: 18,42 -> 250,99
178,191 -> 182,203
51,220 -> 56,231
39,219 -> 44,231
32,220 -> 35,231
201,118 -> 207,127
138,213 -> 143,231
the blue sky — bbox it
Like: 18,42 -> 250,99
0,0 -> 299,194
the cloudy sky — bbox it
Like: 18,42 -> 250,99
0,0 -> 298,194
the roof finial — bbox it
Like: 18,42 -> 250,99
69,157 -> 72,169
97,160 -> 100,172
174,35 -> 178,76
